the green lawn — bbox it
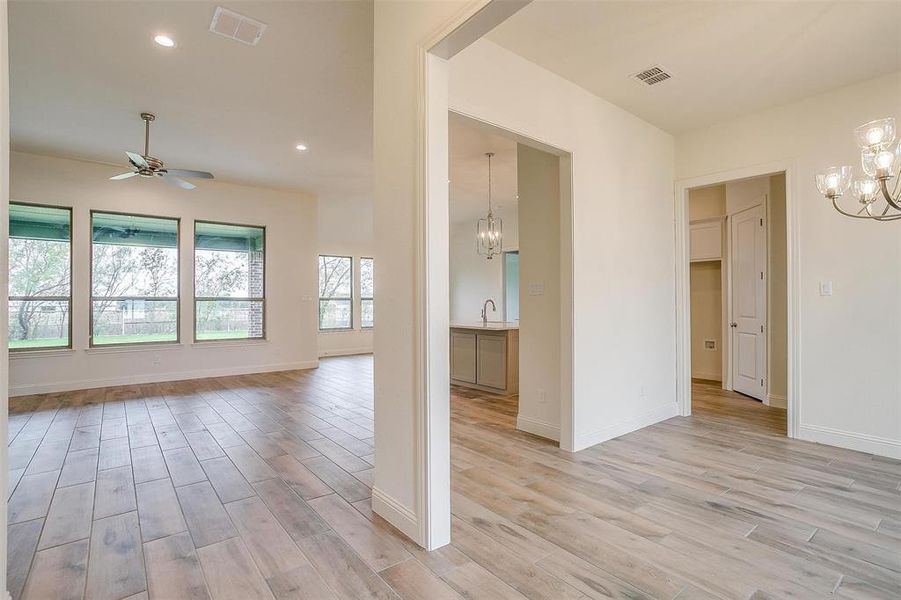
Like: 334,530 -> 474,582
9,337 -> 68,349
196,330 -> 253,341
9,330 -> 257,349
93,333 -> 177,345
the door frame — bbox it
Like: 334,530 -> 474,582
675,160 -> 799,438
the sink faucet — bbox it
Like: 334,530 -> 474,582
481,299 -> 497,326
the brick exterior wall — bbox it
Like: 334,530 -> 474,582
248,250 -> 264,337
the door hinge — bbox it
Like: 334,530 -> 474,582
760,378 -> 764,386
760,271 -> 764,280
760,325 -> 764,333
760,218 -> 764,226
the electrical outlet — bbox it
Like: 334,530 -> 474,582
528,282 -> 545,296
537,389 -> 547,404
819,281 -> 833,296
153,353 -> 161,366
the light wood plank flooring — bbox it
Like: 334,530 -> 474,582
8,356 -> 901,599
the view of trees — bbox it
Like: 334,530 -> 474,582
91,243 -> 178,343
194,249 -> 257,339
9,237 -> 70,346
319,255 -> 352,329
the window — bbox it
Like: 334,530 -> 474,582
91,211 -> 179,346
9,203 -> 72,350
319,255 -> 352,330
361,257 -> 374,328
194,221 -> 265,341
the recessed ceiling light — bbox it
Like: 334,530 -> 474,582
154,34 -> 176,48
295,144 -> 308,152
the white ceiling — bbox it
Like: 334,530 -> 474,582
487,0 -> 901,133
8,1 -> 373,203
449,113 -> 517,226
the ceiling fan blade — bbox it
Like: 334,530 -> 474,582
109,171 -> 138,181
164,169 -> 214,179
125,151 -> 149,170
159,173 -> 195,190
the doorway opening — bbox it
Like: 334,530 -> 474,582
686,173 -> 789,434
447,111 -> 570,445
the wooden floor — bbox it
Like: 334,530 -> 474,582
7,357 -> 901,599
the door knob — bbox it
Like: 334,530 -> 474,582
730,322 -> 738,328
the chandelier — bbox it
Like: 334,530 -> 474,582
477,152 -> 503,259
817,117 -> 901,221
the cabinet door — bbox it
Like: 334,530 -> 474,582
450,331 -> 477,383
476,334 -> 507,390
690,221 -> 723,261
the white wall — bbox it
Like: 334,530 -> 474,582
690,261 -> 722,381
677,71 -> 901,458
317,194 -> 374,357
768,173 -> 787,406
448,210 -> 517,323
726,176 -> 769,215
372,0 -> 467,545
515,144 -> 561,439
450,40 -> 677,451
1,1 -> 11,594
9,152 -> 320,396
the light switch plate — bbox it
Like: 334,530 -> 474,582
528,282 -> 545,296
819,281 -> 833,296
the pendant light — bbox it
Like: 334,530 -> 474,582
477,152 -> 503,259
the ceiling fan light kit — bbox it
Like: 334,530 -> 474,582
817,117 -> 901,221
109,112 -> 215,190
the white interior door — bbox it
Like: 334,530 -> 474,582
730,203 -> 767,400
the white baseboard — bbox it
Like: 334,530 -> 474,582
691,372 -> 722,382
371,486 -> 419,543
516,415 -> 560,441
766,393 -> 786,408
574,402 -> 680,452
798,424 -> 901,460
319,348 -> 374,358
9,360 -> 320,397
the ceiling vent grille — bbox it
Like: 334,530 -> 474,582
209,6 -> 267,46
631,65 -> 672,86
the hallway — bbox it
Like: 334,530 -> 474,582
7,356 -> 900,599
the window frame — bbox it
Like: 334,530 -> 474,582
318,254 -> 354,332
8,201 -> 74,353
360,256 -> 374,329
192,219 -> 267,343
89,209 -> 181,348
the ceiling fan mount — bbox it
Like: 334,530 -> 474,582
109,112 -> 214,189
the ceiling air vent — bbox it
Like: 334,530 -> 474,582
631,65 -> 672,86
209,6 -> 267,46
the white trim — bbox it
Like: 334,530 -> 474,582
9,348 -> 76,359
766,393 -> 786,407
674,159 -> 800,439
575,402 -> 679,451
516,415 -> 560,441
318,348 -> 374,358
84,343 -> 184,355
9,360 -> 319,397
798,424 -> 901,460
191,339 -> 269,349
371,487 -> 420,541
691,372 -> 722,383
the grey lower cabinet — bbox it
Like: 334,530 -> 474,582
450,328 -> 519,395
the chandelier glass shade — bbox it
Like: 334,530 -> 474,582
477,152 -> 503,259
817,117 -> 901,221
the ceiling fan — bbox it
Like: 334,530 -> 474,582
109,112 -> 214,190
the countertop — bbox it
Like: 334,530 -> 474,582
450,322 -> 519,331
